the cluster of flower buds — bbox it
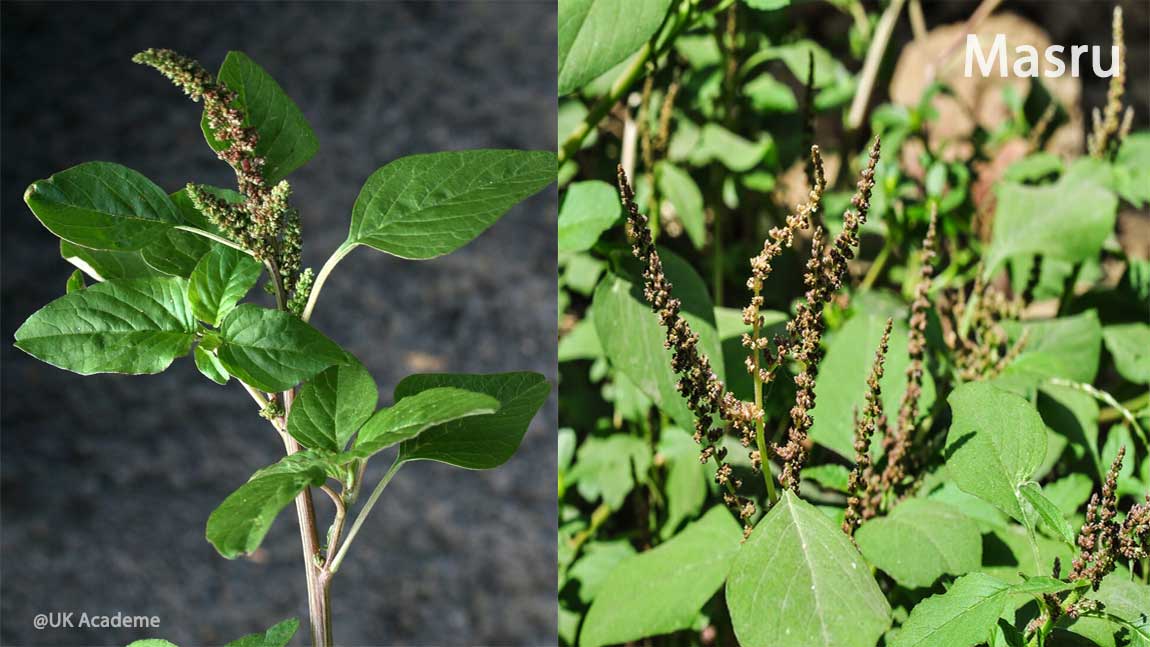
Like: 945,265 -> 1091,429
843,209 -> 940,535
133,49 -> 307,304
1088,7 -> 1134,160
1069,446 -> 1150,589
774,137 -> 880,491
843,318 -> 892,536
940,271 -> 1027,381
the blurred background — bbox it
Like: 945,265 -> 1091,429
1,2 -> 556,645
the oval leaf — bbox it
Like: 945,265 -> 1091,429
223,618 -> 300,647
201,52 -> 318,183
194,346 -> 230,385
580,508 -> 743,647
889,573 -> 1011,647
592,248 -> 724,430
727,491 -> 891,647
558,0 -> 672,96
986,178 -> 1117,276
206,452 -> 331,559
395,372 -> 550,469
558,180 -> 620,253
656,163 -> 706,249
61,240 -> 164,282
216,304 -> 346,392
945,382 -> 1048,523
188,246 -> 264,326
14,277 -> 196,375
855,499 -> 982,589
351,387 -> 499,458
288,360 -> 378,452
1018,482 -> 1077,546
24,162 -> 179,251
346,149 -> 556,260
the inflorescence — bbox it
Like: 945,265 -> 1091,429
1068,446 -> 1150,590
133,48 -> 309,304
1087,7 -> 1134,160
843,207 -> 939,535
618,137 -> 879,529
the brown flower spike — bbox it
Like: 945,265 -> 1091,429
133,48 -> 307,302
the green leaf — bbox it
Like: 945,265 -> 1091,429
1104,323 -> 1150,384
288,360 -> 378,452
580,508 -> 742,647
744,73 -> 798,113
223,618 -> 300,647
802,464 -> 851,492
567,434 -> 651,510
998,311 -> 1103,389
1114,132 -> 1150,207
188,246 -> 263,326
127,641 -> 179,647
559,180 -> 621,253
346,149 -> 556,260
855,499 -> 982,589
568,540 -> 637,604
658,426 -> 707,537
810,312 -> 936,458
394,372 -> 550,469
65,269 -> 85,293
206,452 -> 330,558
140,229 -> 215,278
557,0 -> 673,96
216,305 -> 346,392
656,163 -> 706,248
744,0 -> 791,12
1042,472 -> 1094,517
985,178 -> 1117,276
1018,482 -> 1076,546
888,573 -> 1011,647
351,387 -> 500,458
945,382 -> 1048,523
24,162 -> 179,251
689,124 -> 771,172
727,491 -> 891,647
194,346 -> 230,385
202,52 -> 318,183
592,248 -> 723,430
14,277 -> 196,375
61,240 -> 163,282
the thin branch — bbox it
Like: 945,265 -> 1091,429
847,0 -> 907,131
328,459 -> 402,574
302,243 -> 356,322
1048,378 -> 1149,448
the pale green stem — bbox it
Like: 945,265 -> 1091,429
846,0 -> 907,131
302,243 -> 356,323
174,225 -> 254,255
1047,378 -> 1149,447
328,459 -> 402,574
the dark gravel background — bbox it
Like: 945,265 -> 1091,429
1,2 -> 557,646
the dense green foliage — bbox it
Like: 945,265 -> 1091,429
557,2 -> 1149,646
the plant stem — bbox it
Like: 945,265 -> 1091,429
860,239 -> 893,291
1099,391 -> 1149,423
302,243 -> 356,322
328,459 -> 402,574
846,0 -> 907,131
279,389 -> 332,647
751,292 -> 779,505
568,502 -> 612,559
1048,378 -> 1149,447
174,225 -> 255,255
